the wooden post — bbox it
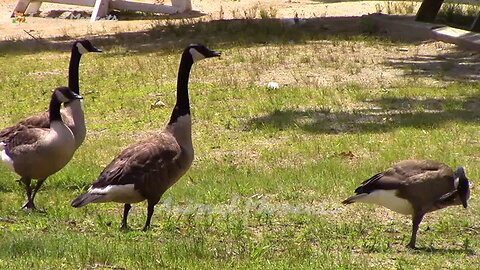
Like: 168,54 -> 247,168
415,0 -> 445,22
25,1 -> 42,14
11,0 -> 32,16
90,0 -> 110,21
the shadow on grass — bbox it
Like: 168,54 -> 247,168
415,246 -> 476,255
247,96 -> 480,134
386,50 -> 480,82
40,8 -> 206,21
0,16 -> 374,56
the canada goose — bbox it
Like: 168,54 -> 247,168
0,39 -> 101,149
71,44 -> 221,230
342,159 -> 471,249
0,87 -> 83,210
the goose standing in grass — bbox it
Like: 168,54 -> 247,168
0,39 -> 101,149
342,159 -> 471,249
71,44 -> 221,230
0,87 -> 83,210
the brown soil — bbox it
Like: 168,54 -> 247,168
0,0 -> 386,40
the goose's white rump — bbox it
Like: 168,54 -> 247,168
88,184 -> 145,203
353,190 -> 414,215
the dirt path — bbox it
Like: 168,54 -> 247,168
0,0 -> 387,40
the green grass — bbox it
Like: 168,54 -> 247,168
1,18 -> 480,269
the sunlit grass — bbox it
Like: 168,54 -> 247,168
0,18 -> 480,269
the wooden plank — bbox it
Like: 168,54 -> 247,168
172,0 -> 191,12
110,0 -> 181,14
43,0 -> 95,5
90,0 -> 110,21
432,26 -> 480,50
12,0 -> 95,15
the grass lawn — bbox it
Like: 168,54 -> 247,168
0,17 -> 479,269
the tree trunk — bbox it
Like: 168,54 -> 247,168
415,0 -> 445,22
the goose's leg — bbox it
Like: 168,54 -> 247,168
121,203 -> 131,230
21,177 -> 36,210
142,201 -> 156,231
26,178 -> 47,212
30,178 -> 46,202
407,213 -> 424,249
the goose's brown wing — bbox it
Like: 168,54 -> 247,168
0,111 -> 49,142
18,111 -> 50,128
3,127 -> 49,157
354,160 -> 452,194
91,134 -> 181,189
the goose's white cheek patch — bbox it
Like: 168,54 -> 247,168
77,43 -> 88,54
55,91 -> 69,103
189,48 -> 205,62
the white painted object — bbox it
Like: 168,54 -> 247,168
267,82 -> 280,90
12,0 -> 192,22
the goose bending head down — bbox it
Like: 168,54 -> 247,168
0,39 -> 101,149
0,87 -> 83,211
71,44 -> 221,231
342,159 -> 471,249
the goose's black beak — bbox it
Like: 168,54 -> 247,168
73,93 -> 84,100
208,50 -> 221,58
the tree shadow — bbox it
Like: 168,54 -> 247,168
310,0 -> 367,3
39,8 -> 206,20
0,16 -> 371,55
414,246 -> 477,255
386,50 -> 480,82
246,96 -> 480,134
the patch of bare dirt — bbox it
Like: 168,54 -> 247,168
0,0 -> 386,40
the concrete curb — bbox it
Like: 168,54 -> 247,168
432,26 -> 480,51
367,13 -> 480,51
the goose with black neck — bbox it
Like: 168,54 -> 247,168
0,87 -> 83,210
0,39 -> 101,149
71,44 -> 221,231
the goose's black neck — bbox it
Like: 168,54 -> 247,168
68,46 -> 82,94
168,51 -> 194,125
49,94 -> 63,123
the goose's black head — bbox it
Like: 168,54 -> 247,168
454,166 -> 470,208
185,44 -> 221,63
53,86 -> 83,104
74,39 -> 102,55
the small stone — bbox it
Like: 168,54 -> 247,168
267,82 -> 279,89
151,100 -> 166,108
